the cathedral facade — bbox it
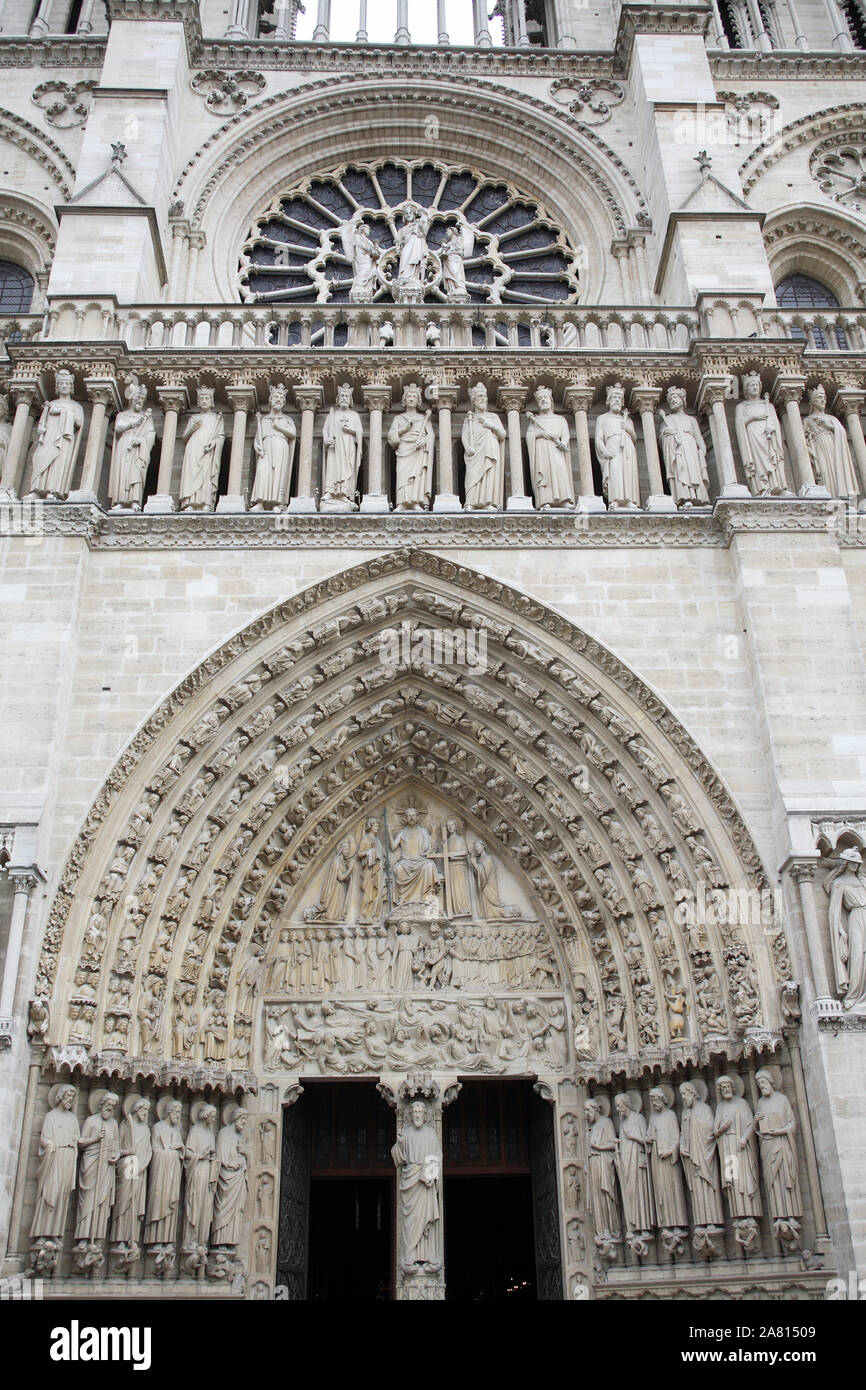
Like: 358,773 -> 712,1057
0,0 -> 864,1302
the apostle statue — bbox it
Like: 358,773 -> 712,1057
441,223 -> 473,302
179,385 -> 225,511
678,1079 -> 723,1239
211,1103 -> 249,1251
526,386 -> 575,509
713,1074 -> 761,1248
340,217 -> 382,302
143,1095 -> 184,1264
462,382 -> 506,510
594,382 -> 640,508
390,382 -> 434,511
110,1094 -> 152,1262
754,1067 -> 802,1250
182,1099 -> 219,1271
321,382 -> 363,509
585,1095 -> 621,1255
826,846 -> 866,1010
391,1099 -> 442,1275
734,371 -> 789,495
443,817 -> 473,917
614,1092 -> 655,1250
74,1090 -> 121,1255
0,394 -> 11,478
657,386 -> 710,506
304,835 -> 356,922
802,384 -> 858,498
388,805 -> 439,906
30,1083 -> 79,1272
394,202 -> 431,297
357,817 -> 386,922
645,1085 -> 688,1251
108,378 -> 156,511
27,368 -> 84,499
250,382 -> 297,510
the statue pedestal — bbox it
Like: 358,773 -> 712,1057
506,493 -> 535,512
66,489 -> 100,505
287,496 -> 318,514
432,493 -> 462,512
360,493 -> 390,513
143,494 -> 176,513
319,497 -> 358,513
577,494 -> 606,513
797,483 -> 832,500
216,494 -> 247,513
646,493 -> 677,513
718,483 -> 751,499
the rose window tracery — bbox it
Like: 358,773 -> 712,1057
239,159 -> 581,306
811,137 -> 866,212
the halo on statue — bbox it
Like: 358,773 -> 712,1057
755,1064 -> 782,1091
190,1098 -> 215,1125
716,1072 -> 745,1098
591,1092 -> 611,1117
156,1094 -> 180,1122
221,1100 -> 245,1126
624,1088 -> 643,1113
89,1087 -> 119,1115
649,1083 -> 675,1108
122,1092 -> 147,1118
680,1077 -> 708,1103
48,1082 -> 76,1109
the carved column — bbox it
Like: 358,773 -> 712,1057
225,0 -> 252,37
564,384 -> 604,512
0,870 -> 40,1042
76,0 -> 97,33
536,1078 -> 578,1300
789,861 -> 833,1004
514,0 -> 530,45
696,377 -> 748,498
430,382 -> 461,512
218,382 -> 257,513
290,384 -> 323,512
69,378 -> 121,504
28,0 -> 51,35
360,383 -> 391,513
473,0 -> 493,44
744,0 -> 773,48
312,0 -> 331,40
356,0 -> 368,40
394,0 -> 411,42
436,0 -> 449,41
630,385 -> 674,512
498,385 -> 533,511
168,221 -> 190,301
822,0 -> 854,50
0,383 -> 42,498
185,230 -> 206,303
144,385 -> 188,513
833,389 -> 866,500
772,376 -> 825,496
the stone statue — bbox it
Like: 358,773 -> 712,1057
0,394 -> 10,477
304,835 -> 356,922
754,1067 -> 801,1250
645,1085 -> 688,1252
388,805 -> 439,906
526,386 -> 574,509
390,382 -> 434,511
110,1094 -> 152,1263
462,383 -> 506,510
614,1092 -> 655,1251
394,202 -> 431,297
341,217 -> 382,302
441,222 -> 473,301
321,383 -> 363,508
584,1095 -> 620,1256
211,1103 -> 249,1250
143,1095 -> 184,1264
803,384 -> 858,498
108,378 -> 156,510
826,846 -> 866,1009
179,386 -> 225,511
657,386 -> 710,506
470,840 -> 519,920
391,1099 -> 442,1275
734,371 -> 789,495
357,817 -> 386,922
30,1083 -> 79,1272
443,817 -> 473,917
182,1099 -> 219,1271
74,1089 -> 121,1257
594,382 -> 640,508
713,1073 -> 761,1250
678,1079 -> 723,1245
27,369 -> 84,499
251,383 -> 297,510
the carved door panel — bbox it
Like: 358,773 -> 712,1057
277,1100 -> 311,1300
529,1092 -> 564,1300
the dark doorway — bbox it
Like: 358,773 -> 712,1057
308,1177 -> 393,1300
444,1175 -> 536,1301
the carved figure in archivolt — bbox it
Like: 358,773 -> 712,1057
755,1067 -> 801,1250
392,1100 -> 442,1275
110,1094 -> 152,1255
594,382 -> 640,508
357,818 -> 386,921
388,804 -> 439,906
182,1100 -> 219,1265
526,386 -> 574,509
74,1089 -> 121,1247
826,846 -> 866,1010
251,383 -> 297,510
614,1092 -> 654,1250
390,382 -> 434,512
646,1085 -> 688,1251
462,383 -> 506,510
109,379 -> 156,510
713,1074 -> 761,1249
144,1096 -> 184,1253
735,372 -> 788,495
180,386 -> 225,511
658,386 -> 710,507
585,1096 -> 620,1254
27,369 -> 84,499
321,383 -> 363,507
802,384 -> 858,498
211,1104 -> 249,1249
30,1083 -> 80,1247
678,1079 -> 723,1231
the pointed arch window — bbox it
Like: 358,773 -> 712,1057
775,273 -> 847,349
0,261 -> 34,315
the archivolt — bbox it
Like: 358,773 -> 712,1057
38,551 -> 791,1089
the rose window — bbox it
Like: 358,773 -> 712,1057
811,139 -> 866,212
239,159 -> 581,306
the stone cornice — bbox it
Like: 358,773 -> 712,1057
197,39 -> 615,77
613,3 -> 712,75
710,50 -> 866,81
0,37 -> 106,68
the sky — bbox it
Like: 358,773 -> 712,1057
293,1 -> 505,45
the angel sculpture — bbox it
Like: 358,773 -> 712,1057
341,217 -> 381,302
441,222 -> 474,302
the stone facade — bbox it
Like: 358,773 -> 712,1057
0,0 -> 865,1301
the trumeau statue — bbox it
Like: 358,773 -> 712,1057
594,382 -> 640,509
391,1099 -> 442,1275
30,1083 -> 79,1264
390,382 -> 435,511
826,846 -> 866,1009
802,384 -> 858,498
734,371 -> 789,495
108,378 -> 156,510
251,383 -> 297,510
110,1094 -> 152,1260
143,1096 -> 184,1260
74,1090 -> 121,1251
341,217 -> 381,302
754,1066 -> 802,1249
657,386 -> 710,507
526,386 -> 575,509
179,386 -> 225,511
321,383 -> 363,509
585,1095 -> 620,1256
462,382 -> 506,510
211,1103 -> 249,1250
27,369 -> 84,499
713,1073 -> 761,1249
